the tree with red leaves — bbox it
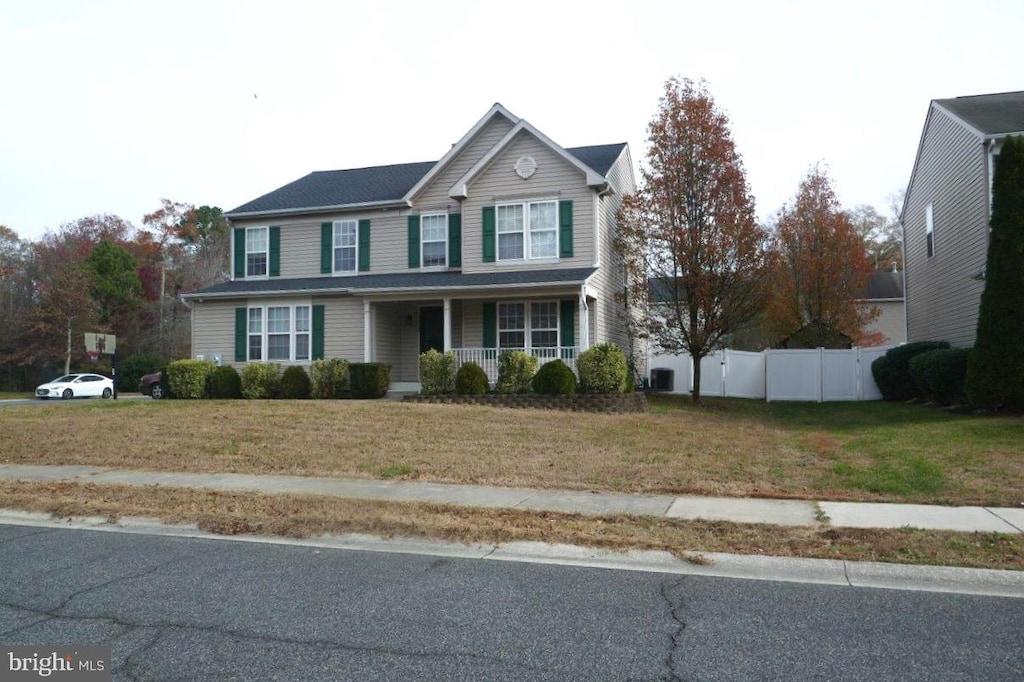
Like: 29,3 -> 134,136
768,165 -> 879,348
616,77 -> 772,402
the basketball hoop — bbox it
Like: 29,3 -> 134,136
87,350 -> 101,362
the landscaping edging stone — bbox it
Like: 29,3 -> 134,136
402,392 -> 648,413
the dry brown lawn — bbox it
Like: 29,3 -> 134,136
1,396 -> 1022,506
1,480 -> 1020,571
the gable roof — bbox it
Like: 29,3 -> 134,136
933,91 -> 1024,137
862,270 -> 904,300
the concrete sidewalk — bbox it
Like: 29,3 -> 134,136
2,463 -> 1022,533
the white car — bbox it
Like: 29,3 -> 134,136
35,373 -> 114,400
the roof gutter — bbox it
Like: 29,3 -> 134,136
225,199 -> 411,220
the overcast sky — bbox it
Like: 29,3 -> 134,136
1,0 -> 1021,241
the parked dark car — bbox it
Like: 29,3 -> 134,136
139,371 -> 166,399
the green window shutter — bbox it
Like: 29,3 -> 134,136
559,200 -> 574,258
407,215 -> 420,268
482,206 -> 496,262
233,229 -> 245,278
560,299 -> 575,350
234,307 -> 247,362
269,226 -> 281,277
448,213 -> 462,268
320,223 -> 332,274
312,304 -> 325,360
482,302 -> 497,348
358,219 -> 371,271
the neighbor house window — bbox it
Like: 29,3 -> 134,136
498,301 -> 559,349
248,303 -> 311,362
925,203 -> 934,258
246,227 -> 268,277
421,213 -> 447,268
334,220 -> 358,273
496,200 -> 558,261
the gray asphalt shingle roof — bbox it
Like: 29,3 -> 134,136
227,144 -> 626,217
189,268 -> 598,298
935,91 -> 1024,136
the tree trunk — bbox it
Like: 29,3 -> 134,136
64,318 -> 71,375
691,353 -> 702,403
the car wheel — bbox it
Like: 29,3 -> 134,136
150,383 -> 165,399
62,388 -> 73,400
102,388 -> 112,399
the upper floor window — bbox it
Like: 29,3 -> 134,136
334,220 -> 358,273
496,200 -> 557,261
421,213 -> 447,268
246,227 -> 268,277
925,203 -> 934,258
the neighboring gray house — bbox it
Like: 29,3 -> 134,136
183,103 -> 637,389
857,269 -> 906,346
901,90 -> 1024,347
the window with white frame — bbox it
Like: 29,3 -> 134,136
248,303 -> 311,362
925,203 -> 934,258
333,220 -> 357,273
496,200 -> 557,261
498,301 -> 559,349
246,227 -> 268,277
421,213 -> 447,268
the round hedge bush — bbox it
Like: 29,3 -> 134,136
909,347 -> 971,406
207,365 -> 241,399
872,341 -> 949,401
577,343 -> 628,393
281,365 -> 312,399
531,359 -> 577,395
455,362 -> 489,395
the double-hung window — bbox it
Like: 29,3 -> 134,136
246,227 -> 268,277
498,301 -> 559,349
247,303 -> 311,362
496,200 -> 557,261
334,220 -> 358,273
421,213 -> 447,268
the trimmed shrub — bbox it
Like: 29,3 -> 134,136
577,343 -> 628,394
419,349 -> 455,395
310,358 -> 349,399
350,362 -> 391,399
207,365 -> 241,399
118,352 -> 163,392
909,348 -> 971,406
455,362 -> 489,395
872,341 -> 949,401
165,359 -> 215,399
495,350 -> 538,394
241,362 -> 281,399
531,359 -> 578,395
281,365 -> 312,399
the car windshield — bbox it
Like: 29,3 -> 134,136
51,375 -> 77,383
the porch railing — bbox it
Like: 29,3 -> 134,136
451,347 -> 578,385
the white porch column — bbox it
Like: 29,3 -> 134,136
578,285 -> 590,352
443,297 -> 452,352
363,300 -> 372,362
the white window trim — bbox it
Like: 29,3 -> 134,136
497,300 -> 560,350
245,226 -> 269,279
333,219 -> 359,276
420,212 -> 448,271
247,301 -> 313,363
495,198 -> 559,263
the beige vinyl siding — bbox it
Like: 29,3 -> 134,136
859,300 -> 907,345
322,296 -> 365,361
191,300 -> 239,367
412,116 -> 515,209
374,303 -> 403,377
460,131 -> 595,274
589,147 -> 634,350
279,222 -> 320,279
903,105 -> 989,347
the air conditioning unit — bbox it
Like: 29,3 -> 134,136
649,368 -> 673,391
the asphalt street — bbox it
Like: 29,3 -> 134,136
0,395 -> 148,407
0,524 -> 1022,681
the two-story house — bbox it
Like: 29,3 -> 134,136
901,90 -> 1024,347
184,103 -> 637,389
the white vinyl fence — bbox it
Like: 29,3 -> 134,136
648,346 -> 893,402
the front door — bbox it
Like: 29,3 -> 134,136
419,306 -> 444,354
